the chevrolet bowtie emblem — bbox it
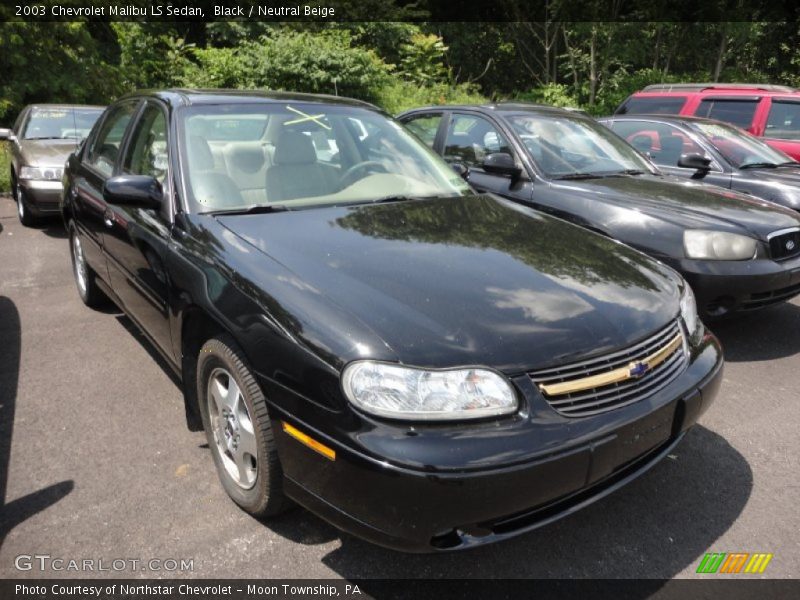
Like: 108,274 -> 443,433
628,361 -> 650,378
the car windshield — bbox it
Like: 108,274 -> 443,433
693,121 -> 794,168
507,114 -> 656,178
22,107 -> 103,140
179,103 -> 471,212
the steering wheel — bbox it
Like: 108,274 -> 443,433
340,160 -> 387,187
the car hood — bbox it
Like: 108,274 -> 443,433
550,174 -> 800,238
19,139 -> 79,167
216,194 -> 681,373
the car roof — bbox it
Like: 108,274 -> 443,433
601,113 -> 738,129
400,102 -> 588,117
639,83 -> 798,94
117,89 -> 381,111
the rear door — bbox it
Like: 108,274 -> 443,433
103,100 -> 175,358
691,96 -> 760,134
760,97 -> 800,160
71,100 -> 140,281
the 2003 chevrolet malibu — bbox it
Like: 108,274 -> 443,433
62,90 -> 723,552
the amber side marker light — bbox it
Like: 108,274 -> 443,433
281,421 -> 336,461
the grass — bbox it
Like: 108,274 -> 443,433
0,142 -> 10,194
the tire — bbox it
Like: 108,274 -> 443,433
16,183 -> 37,227
68,223 -> 107,308
197,335 -> 290,518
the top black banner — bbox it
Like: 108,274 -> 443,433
2,0 -> 800,22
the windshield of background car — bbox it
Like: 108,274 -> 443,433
179,103 -> 471,212
507,114 -> 656,178
22,107 -> 104,141
694,121 -> 792,168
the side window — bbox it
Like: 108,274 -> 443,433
86,102 -> 138,177
443,114 -> 512,168
403,114 -> 442,148
765,101 -> 800,140
696,99 -> 758,129
122,103 -> 168,184
611,121 -> 705,166
617,96 -> 687,115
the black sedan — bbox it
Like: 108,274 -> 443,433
63,90 -> 722,552
398,104 -> 800,317
599,113 -> 800,213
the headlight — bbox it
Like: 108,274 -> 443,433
679,285 -> 700,337
683,230 -> 757,260
341,361 -> 517,421
19,166 -> 63,181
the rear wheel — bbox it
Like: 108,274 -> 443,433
198,335 -> 290,517
69,224 -> 107,308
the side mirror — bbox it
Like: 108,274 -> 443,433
0,128 -> 11,141
677,153 -> 712,177
482,152 -> 521,178
103,175 -> 163,209
450,162 -> 470,181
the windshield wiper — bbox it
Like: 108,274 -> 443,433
554,172 -> 611,180
740,162 -> 778,169
24,136 -> 66,141
207,204 -> 290,216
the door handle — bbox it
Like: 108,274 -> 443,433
103,211 -> 114,229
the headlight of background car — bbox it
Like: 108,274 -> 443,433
19,166 -> 63,181
679,284 -> 700,339
683,229 -> 757,260
341,361 -> 517,421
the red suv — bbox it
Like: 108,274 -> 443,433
615,83 -> 800,160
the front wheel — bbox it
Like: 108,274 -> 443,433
198,335 -> 290,518
16,184 -> 37,227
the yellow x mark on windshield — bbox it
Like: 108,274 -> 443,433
284,105 -> 331,130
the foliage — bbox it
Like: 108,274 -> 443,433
398,33 -> 450,86
512,84 -> 580,109
0,143 -> 10,194
375,80 -> 486,115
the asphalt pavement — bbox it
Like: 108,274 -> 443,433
0,194 -> 798,580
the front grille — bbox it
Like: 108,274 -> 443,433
530,321 -> 687,418
741,281 -> 800,310
768,228 -> 800,261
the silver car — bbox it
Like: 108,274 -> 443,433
1,104 -> 104,226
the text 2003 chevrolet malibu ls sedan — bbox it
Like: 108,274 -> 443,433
62,90 -> 723,552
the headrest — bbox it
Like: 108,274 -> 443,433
227,145 -> 266,174
274,131 -> 317,165
188,135 -> 214,170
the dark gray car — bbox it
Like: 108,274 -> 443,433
1,104 -> 104,226
599,114 -> 800,213
398,103 -> 800,318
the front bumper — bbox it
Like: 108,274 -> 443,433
267,333 -> 723,552
18,180 -> 63,215
669,255 -> 800,316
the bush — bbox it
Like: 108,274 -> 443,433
181,30 -> 392,104
0,142 -> 10,194
375,79 -> 486,115
511,84 -> 580,109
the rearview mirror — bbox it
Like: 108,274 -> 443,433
0,128 -> 11,141
678,153 -> 712,177
103,175 -> 163,209
482,153 -> 521,178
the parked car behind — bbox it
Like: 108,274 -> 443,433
62,89 -> 722,552
614,83 -> 800,161
0,104 -> 104,225
398,103 -> 800,317
599,114 -> 800,214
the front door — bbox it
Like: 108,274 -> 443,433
103,101 -> 174,358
